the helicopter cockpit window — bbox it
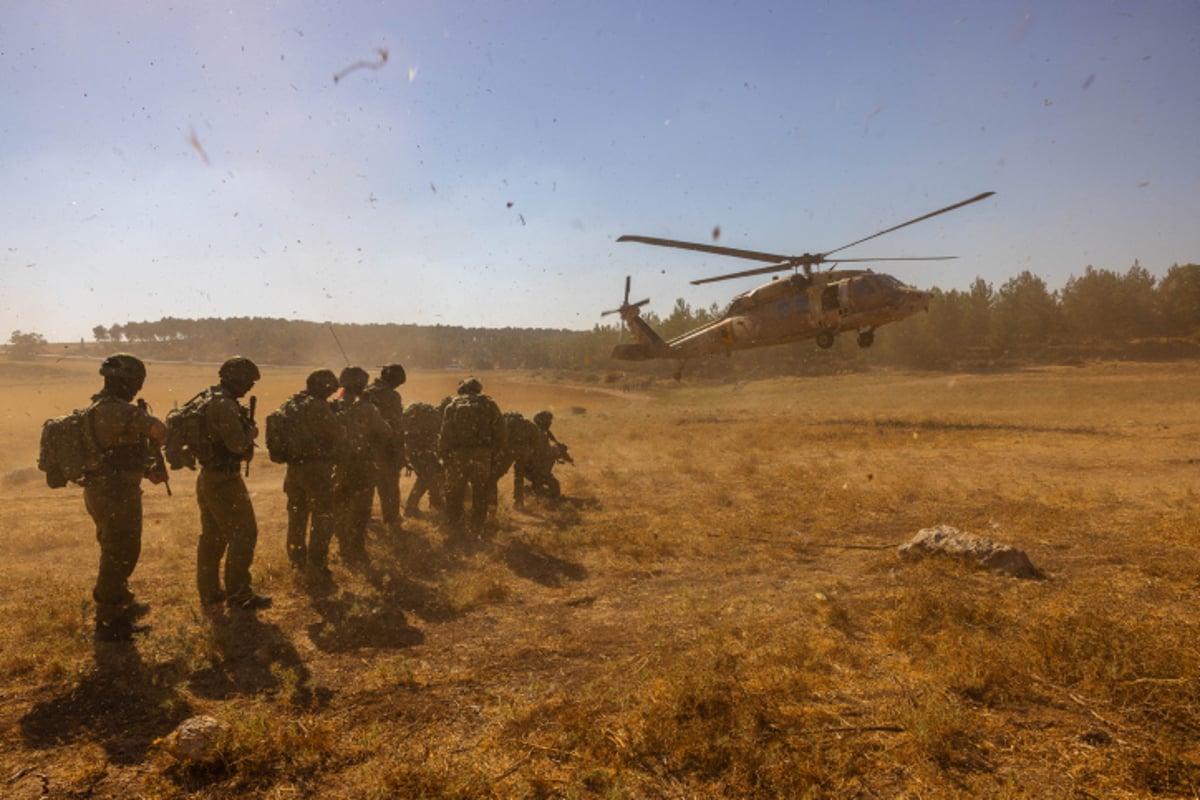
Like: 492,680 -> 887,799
874,275 -> 913,291
852,279 -> 877,298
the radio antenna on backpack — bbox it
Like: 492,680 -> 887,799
327,323 -> 351,366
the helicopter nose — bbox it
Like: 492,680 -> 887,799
903,288 -> 931,313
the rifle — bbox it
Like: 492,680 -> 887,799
245,395 -> 257,477
546,429 -> 574,466
137,398 -> 172,496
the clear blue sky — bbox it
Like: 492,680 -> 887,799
3,1 -> 1198,342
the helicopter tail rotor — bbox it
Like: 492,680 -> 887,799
602,275 -> 650,317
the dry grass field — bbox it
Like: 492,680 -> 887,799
1,357 -> 1198,798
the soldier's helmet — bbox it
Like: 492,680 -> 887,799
99,353 -> 147,382
534,410 -> 554,429
218,356 -> 260,396
219,356 -> 260,385
306,369 -> 339,397
339,366 -> 370,393
380,363 -> 407,388
458,377 -> 483,395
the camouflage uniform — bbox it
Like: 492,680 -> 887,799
363,367 -> 405,528
282,371 -> 344,573
489,412 -> 540,513
333,368 -> 391,564
82,354 -> 165,640
195,358 -> 267,610
403,401 -> 445,516
439,379 -> 506,538
527,411 -> 563,499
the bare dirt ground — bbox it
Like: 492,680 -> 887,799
1,359 -> 1198,798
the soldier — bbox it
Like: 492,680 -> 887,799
528,410 -> 567,499
196,357 -> 271,611
363,363 -> 406,531
332,366 -> 391,565
439,377 -> 506,540
84,353 -> 167,641
281,369 -> 344,580
402,401 -> 446,517
489,411 -> 540,516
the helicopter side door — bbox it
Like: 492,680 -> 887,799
819,281 -> 851,328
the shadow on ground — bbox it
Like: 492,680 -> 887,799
20,641 -> 192,765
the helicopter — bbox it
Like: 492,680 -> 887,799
604,191 -> 994,362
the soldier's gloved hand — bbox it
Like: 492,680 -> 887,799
247,422 -> 260,440
147,465 -> 169,485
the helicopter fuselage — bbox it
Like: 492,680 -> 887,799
611,270 -> 931,361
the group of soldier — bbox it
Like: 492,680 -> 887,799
77,353 -> 570,642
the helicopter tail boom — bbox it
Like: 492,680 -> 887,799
603,276 -> 672,360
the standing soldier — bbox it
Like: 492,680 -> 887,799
363,363 -> 406,532
332,366 -> 391,566
84,353 -> 167,641
439,377 -> 506,541
402,401 -> 446,517
196,357 -> 271,611
278,369 -> 344,580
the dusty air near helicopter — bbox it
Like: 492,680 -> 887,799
604,191 -> 994,362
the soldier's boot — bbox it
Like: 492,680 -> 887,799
227,593 -> 273,611
95,616 -> 151,642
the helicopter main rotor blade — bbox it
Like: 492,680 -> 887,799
689,256 -> 958,285
822,191 -> 995,259
617,235 -> 795,265
830,256 -> 959,262
691,262 -> 794,285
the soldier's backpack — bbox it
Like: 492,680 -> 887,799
402,402 -> 440,449
164,390 -> 214,470
37,402 -> 103,488
441,393 -> 496,448
504,412 -> 540,455
266,393 -> 310,464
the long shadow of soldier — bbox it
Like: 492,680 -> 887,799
19,640 -> 192,765
503,538 -> 588,588
519,494 -> 602,532
306,586 -> 426,652
189,612 -> 327,709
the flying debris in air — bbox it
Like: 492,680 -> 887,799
334,48 -> 389,84
188,128 -> 211,165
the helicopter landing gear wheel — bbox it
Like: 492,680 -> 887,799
816,330 -> 836,349
856,329 -> 875,348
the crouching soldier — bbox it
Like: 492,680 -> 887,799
489,411 -> 540,517
85,353 -> 167,641
528,410 -> 569,499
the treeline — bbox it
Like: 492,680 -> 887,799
22,262 -> 1200,377
87,317 -> 611,372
